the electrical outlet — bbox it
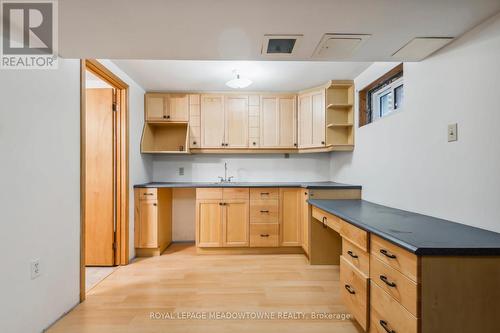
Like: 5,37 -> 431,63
31,259 -> 41,279
448,123 -> 458,142
179,167 -> 184,176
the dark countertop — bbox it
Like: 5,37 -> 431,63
308,199 -> 500,256
134,181 -> 362,189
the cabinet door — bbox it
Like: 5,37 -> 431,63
301,190 -> 310,254
146,94 -> 166,121
223,200 -> 249,247
280,188 -> 301,246
260,96 -> 279,148
278,97 -> 297,148
225,95 -> 249,148
138,200 -> 158,248
311,90 -> 326,147
298,94 -> 313,148
196,200 -> 223,247
167,94 -> 189,121
201,95 -> 225,148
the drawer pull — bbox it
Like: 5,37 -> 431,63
260,210 -> 270,213
380,275 -> 397,288
347,250 -> 358,259
143,193 -> 154,196
344,284 -> 356,295
260,234 -> 270,238
379,320 -> 396,333
380,249 -> 397,259
322,216 -> 327,229
260,192 -> 270,195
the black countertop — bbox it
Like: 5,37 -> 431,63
134,181 -> 362,189
308,199 -> 500,256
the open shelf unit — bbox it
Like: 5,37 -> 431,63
141,122 -> 190,153
325,81 -> 354,149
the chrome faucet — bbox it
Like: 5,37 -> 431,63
218,162 -> 234,183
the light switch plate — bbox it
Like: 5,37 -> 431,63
179,167 -> 184,176
448,123 -> 458,142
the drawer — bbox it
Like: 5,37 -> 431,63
311,207 -> 341,232
223,188 -> 249,200
340,256 -> 369,331
250,200 -> 279,223
370,281 -> 418,333
250,188 -> 279,200
196,188 -> 222,200
340,220 -> 369,252
138,188 -> 157,200
250,224 -> 279,247
371,235 -> 419,282
370,256 -> 419,317
342,238 -> 370,276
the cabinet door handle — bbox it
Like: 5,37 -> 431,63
260,234 -> 270,238
347,250 -> 358,259
321,141 -> 325,145
193,141 -> 197,145
162,115 -> 167,119
252,142 -> 257,145
322,216 -> 327,228
344,284 -> 355,295
379,320 -> 396,333
166,115 -> 170,119
153,203 -> 157,206
380,249 -> 397,259
379,275 -> 397,288
294,143 -> 297,147
219,202 -> 227,206
260,210 -> 269,213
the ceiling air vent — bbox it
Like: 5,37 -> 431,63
392,37 -> 454,61
313,34 -> 371,59
261,34 -> 302,57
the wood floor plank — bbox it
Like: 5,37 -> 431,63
47,243 -> 363,333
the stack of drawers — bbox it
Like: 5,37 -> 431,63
249,188 -> 279,247
339,221 -> 370,331
369,235 -> 419,333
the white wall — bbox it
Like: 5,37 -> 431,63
97,60 -> 153,259
330,13 -> 500,233
0,59 -> 81,333
153,153 -> 331,182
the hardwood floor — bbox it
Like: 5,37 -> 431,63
48,243 -> 363,333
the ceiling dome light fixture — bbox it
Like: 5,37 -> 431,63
225,71 -> 252,89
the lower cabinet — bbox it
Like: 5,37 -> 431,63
196,187 -> 302,250
340,256 -> 369,331
134,188 -> 172,256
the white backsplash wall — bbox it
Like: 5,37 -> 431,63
153,153 -> 332,182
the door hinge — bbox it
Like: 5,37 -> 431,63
112,103 -> 117,112
113,242 -> 117,250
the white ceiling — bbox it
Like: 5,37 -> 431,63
111,60 -> 372,91
59,0 -> 500,61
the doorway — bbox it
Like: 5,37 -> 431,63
80,60 -> 129,301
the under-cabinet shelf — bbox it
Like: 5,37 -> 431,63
141,122 -> 190,154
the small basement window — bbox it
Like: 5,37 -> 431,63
359,64 -> 403,126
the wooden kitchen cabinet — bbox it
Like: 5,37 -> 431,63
280,188 -> 301,246
298,89 -> 325,148
134,188 -> 172,256
201,94 -> 225,148
260,95 -> 297,148
225,95 -> 249,148
196,200 -> 223,247
145,93 -> 189,122
196,188 -> 250,248
223,200 -> 249,246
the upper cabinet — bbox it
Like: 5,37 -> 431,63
145,93 -> 189,122
298,90 -> 325,149
225,95 -> 249,148
141,81 -> 354,154
260,95 -> 297,149
201,94 -> 225,148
